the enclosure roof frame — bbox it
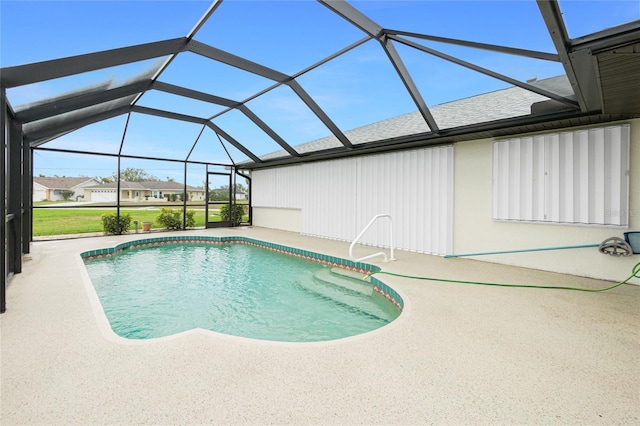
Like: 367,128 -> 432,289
1,0 -> 638,168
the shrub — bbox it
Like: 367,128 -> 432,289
59,189 -> 75,201
185,210 -> 195,228
157,208 -> 181,230
156,208 -> 195,230
101,213 -> 132,235
220,204 -> 245,226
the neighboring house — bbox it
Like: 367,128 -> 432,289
83,180 -> 206,202
33,177 -> 100,202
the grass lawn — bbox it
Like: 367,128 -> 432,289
32,208 -> 217,236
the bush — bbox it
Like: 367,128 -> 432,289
101,213 -> 132,235
220,204 -> 245,226
184,210 -> 196,228
59,189 -> 75,201
156,208 -> 195,230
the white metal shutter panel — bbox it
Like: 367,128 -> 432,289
251,169 -> 275,207
551,125 -> 630,226
273,165 -> 303,208
253,146 -> 454,255
252,166 -> 302,208
493,136 -> 545,221
299,145 -> 453,255
356,146 -> 453,255
493,124 -> 630,226
301,158 -> 357,241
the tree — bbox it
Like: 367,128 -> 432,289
234,183 -> 247,193
219,183 -> 247,193
86,174 -> 114,183
59,189 -> 75,201
112,168 -> 158,182
207,183 -> 249,201
209,189 -> 229,201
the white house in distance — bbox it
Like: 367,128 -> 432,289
33,176 -> 100,202
82,180 -> 206,202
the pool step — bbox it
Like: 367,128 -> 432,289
295,269 -> 397,322
330,267 -> 372,282
316,268 -> 373,296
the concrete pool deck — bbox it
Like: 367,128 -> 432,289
1,227 -> 638,425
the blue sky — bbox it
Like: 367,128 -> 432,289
1,0 -> 638,186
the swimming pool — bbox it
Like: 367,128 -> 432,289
81,236 -> 403,342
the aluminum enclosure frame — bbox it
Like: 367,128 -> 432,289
2,0 -> 636,164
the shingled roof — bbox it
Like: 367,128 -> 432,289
260,75 -> 574,161
33,177 -> 97,190
83,180 -> 202,191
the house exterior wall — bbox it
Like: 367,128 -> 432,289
83,188 -> 205,202
252,119 -> 639,284
252,165 -> 304,232
453,119 -> 639,285
48,189 -> 70,201
190,191 -> 206,201
253,207 -> 302,232
34,179 -> 98,202
33,183 -> 47,202
72,180 -> 99,200
50,191 -> 65,201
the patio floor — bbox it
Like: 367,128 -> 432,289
1,227 -> 638,425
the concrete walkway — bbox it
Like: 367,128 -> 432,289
1,227 -> 638,425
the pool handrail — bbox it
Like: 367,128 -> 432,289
349,214 -> 395,263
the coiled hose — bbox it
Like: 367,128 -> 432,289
364,262 -> 640,292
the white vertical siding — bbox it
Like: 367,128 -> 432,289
252,145 -> 454,255
493,124 -> 630,226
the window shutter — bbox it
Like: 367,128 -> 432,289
493,124 -> 630,226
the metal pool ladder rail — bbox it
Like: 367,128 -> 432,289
349,214 -> 396,262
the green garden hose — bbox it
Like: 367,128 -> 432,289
363,261 -> 640,293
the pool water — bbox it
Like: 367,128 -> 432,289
83,242 -> 401,342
